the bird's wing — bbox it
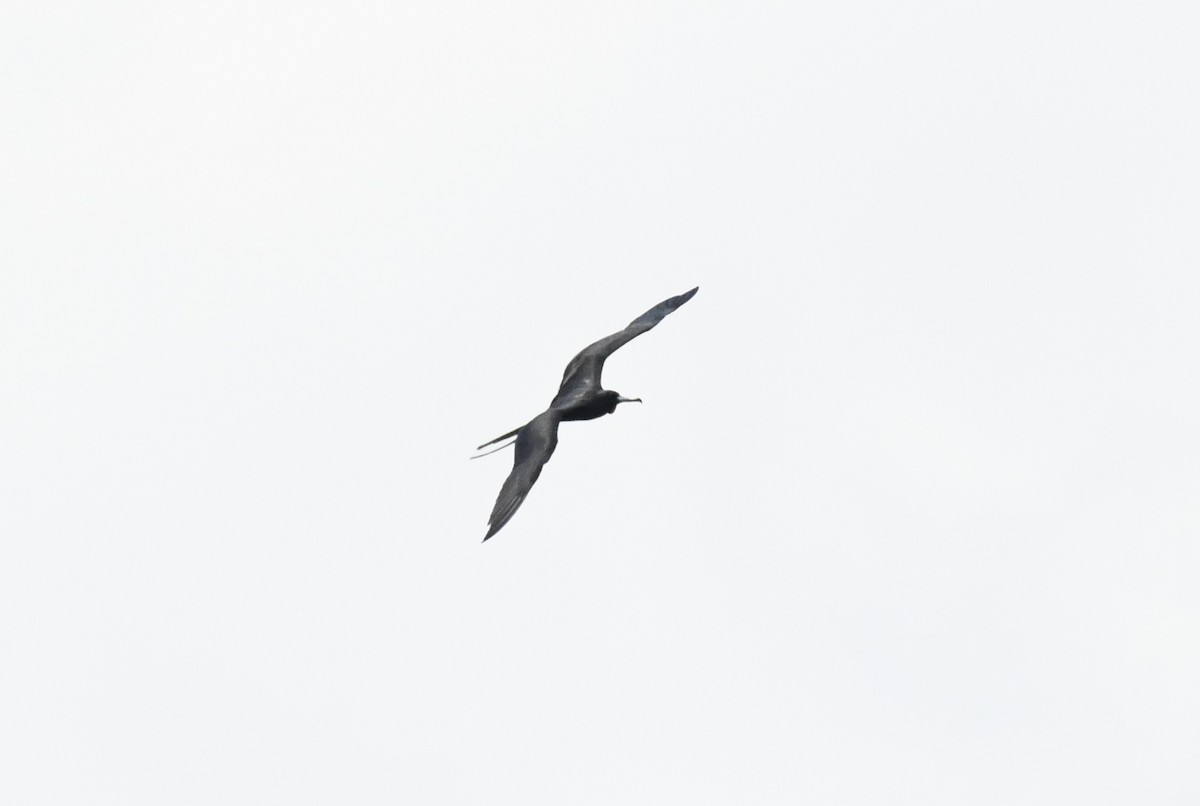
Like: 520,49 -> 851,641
484,410 -> 561,541
555,286 -> 698,398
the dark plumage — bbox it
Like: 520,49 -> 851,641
476,286 -> 698,541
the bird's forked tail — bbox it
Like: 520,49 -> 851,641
470,425 -> 522,459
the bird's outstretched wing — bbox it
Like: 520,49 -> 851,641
484,410 -> 561,541
554,286 -> 698,405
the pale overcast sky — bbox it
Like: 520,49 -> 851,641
3,2 -> 1198,804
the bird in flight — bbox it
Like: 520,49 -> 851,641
475,286 -> 698,541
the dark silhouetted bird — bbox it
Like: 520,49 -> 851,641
475,286 -> 698,541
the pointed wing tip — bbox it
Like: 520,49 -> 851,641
674,286 -> 699,307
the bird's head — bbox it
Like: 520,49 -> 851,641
604,389 -> 642,413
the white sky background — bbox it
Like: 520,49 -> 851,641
2,1 -> 1198,803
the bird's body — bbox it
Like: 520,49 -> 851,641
477,286 -> 698,541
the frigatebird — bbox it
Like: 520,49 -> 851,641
475,286 -> 698,541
